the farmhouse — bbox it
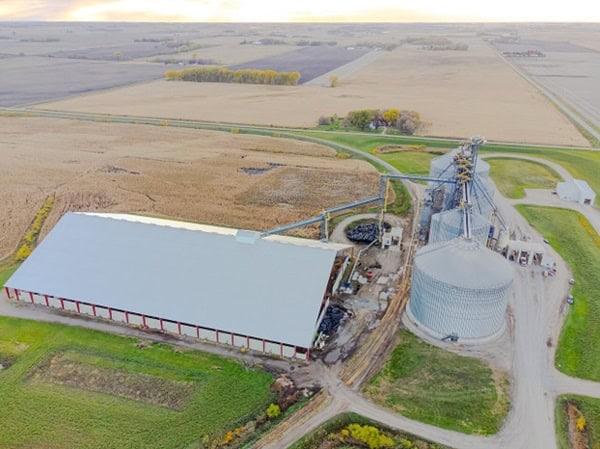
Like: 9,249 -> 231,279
4,212 -> 351,360
556,179 -> 596,205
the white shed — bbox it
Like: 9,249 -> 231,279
557,179 -> 596,205
4,213 -> 351,360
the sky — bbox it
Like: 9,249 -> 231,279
1,0 -> 599,22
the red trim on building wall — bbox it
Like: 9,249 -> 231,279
14,289 -> 20,300
4,287 -> 11,299
29,292 -> 35,303
11,288 -> 310,360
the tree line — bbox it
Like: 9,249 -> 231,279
319,108 -> 423,135
165,67 -> 301,85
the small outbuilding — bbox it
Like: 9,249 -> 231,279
557,179 -> 596,205
4,213 -> 352,360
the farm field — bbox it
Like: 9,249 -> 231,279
0,316 -> 274,449
493,28 -> 600,131
516,206 -> 600,381
38,37 -> 588,146
0,56 -> 174,107
363,330 -> 509,435
231,46 -> 370,83
556,395 -> 600,449
487,157 -> 563,198
288,413 -> 451,449
0,116 -> 378,260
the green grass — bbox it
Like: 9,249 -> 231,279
0,317 -> 274,449
516,206 -> 600,381
487,157 -> 563,199
288,412 -> 450,449
364,330 -> 509,435
0,263 -> 18,289
556,395 -> 600,449
378,151 -> 438,176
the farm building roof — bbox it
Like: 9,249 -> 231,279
7,213 -> 350,348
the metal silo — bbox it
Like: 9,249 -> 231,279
471,175 -> 495,219
408,237 -> 513,341
429,149 -> 490,181
427,150 -> 491,211
428,209 -> 490,246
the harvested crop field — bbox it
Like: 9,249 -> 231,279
231,46 -> 370,83
41,37 -> 588,146
0,56 -> 171,107
0,116 -> 378,260
493,38 -> 600,131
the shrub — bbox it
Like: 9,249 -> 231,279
15,245 -> 31,262
382,108 -> 400,126
329,75 -> 339,88
345,423 -> 394,449
395,110 -> 422,135
345,109 -> 376,130
266,403 -> 281,419
576,415 -> 586,432
318,115 -> 332,126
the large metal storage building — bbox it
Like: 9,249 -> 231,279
408,237 -> 513,341
4,213 -> 351,360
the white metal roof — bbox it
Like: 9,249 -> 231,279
558,179 -> 595,199
7,213 -> 350,348
573,180 -> 595,198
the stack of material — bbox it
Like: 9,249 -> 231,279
346,223 -> 379,243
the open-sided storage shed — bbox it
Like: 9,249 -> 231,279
4,213 -> 351,360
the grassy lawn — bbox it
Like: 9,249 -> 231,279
0,317 -> 274,449
556,395 -> 600,449
378,151 -> 438,176
288,412 -> 451,449
363,330 -> 509,435
487,157 -> 563,199
517,206 -> 600,381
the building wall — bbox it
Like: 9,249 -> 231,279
2,287 -> 309,361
